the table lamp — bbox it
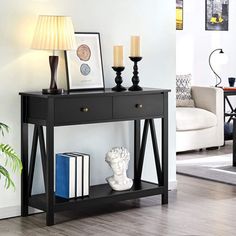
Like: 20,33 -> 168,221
31,15 -> 76,94
208,48 -> 226,87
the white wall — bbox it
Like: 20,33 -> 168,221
177,0 -> 236,87
0,0 -> 176,217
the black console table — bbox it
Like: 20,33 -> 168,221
224,89 -> 236,140
20,88 -> 170,226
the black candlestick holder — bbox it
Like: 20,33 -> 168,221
128,57 -> 143,91
112,66 -> 126,92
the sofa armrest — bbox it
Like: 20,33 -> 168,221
192,86 -> 224,147
191,86 -> 223,115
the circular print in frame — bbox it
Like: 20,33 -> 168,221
77,44 -> 91,61
80,64 -> 91,76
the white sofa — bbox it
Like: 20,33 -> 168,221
176,86 -> 224,152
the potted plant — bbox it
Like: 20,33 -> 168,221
0,122 -> 22,189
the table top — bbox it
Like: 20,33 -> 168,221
19,88 -> 171,98
223,87 -> 236,95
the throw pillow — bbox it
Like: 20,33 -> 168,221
176,74 -> 195,107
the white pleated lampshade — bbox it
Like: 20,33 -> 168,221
31,15 -> 76,51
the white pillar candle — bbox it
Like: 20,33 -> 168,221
113,46 -> 124,67
130,36 -> 140,57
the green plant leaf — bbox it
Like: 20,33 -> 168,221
0,143 -> 22,173
0,123 -> 9,136
0,122 -> 22,189
0,165 -> 15,189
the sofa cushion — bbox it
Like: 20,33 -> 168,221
176,107 -> 217,131
176,74 -> 195,107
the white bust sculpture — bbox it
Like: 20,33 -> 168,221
105,147 -> 133,191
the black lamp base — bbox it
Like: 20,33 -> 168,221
43,55 -> 64,95
42,88 -> 64,95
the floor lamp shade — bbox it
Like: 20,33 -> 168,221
31,15 -> 76,94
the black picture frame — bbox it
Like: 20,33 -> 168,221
65,32 -> 105,92
205,0 -> 229,31
176,0 -> 183,30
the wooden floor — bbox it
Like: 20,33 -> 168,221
1,175 -> 236,236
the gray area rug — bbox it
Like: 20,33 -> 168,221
177,154 -> 236,185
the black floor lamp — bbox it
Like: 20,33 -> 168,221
208,48 -> 225,87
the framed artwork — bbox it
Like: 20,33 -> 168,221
65,32 -> 105,91
176,0 -> 183,30
205,0 -> 229,31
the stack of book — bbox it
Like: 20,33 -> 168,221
56,152 -> 90,199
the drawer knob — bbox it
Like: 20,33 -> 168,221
135,104 -> 143,109
81,107 -> 89,112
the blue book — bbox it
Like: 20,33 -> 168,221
56,154 -> 76,199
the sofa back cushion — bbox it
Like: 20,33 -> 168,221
176,74 -> 195,107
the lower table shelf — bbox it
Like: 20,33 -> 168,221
29,180 -> 163,212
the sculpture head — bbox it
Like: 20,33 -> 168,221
105,147 -> 130,176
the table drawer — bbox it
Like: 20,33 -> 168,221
55,96 -> 112,125
113,94 -> 163,119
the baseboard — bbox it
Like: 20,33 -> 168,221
0,206 -> 41,220
169,180 -> 177,190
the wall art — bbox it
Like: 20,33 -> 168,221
65,32 -> 105,91
176,0 -> 183,30
205,0 -> 229,31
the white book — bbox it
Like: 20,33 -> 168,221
72,152 -> 90,196
76,155 -> 83,197
66,153 -> 83,198
83,154 -> 90,196
69,157 -> 76,198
